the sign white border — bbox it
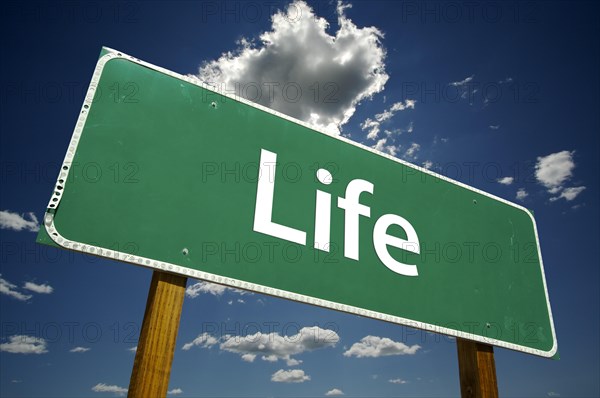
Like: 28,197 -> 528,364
43,47 -> 557,358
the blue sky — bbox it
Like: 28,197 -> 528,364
1,1 -> 598,397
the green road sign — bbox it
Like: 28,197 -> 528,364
38,47 -> 557,357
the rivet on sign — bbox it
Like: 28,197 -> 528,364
210,101 -> 217,109
182,248 -> 189,256
473,199 -> 477,204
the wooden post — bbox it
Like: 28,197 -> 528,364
128,271 -> 187,398
456,338 -> 499,398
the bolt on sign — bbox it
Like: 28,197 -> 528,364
38,47 -> 557,358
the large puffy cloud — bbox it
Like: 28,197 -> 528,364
343,335 -> 420,358
182,326 -> 338,365
198,1 -> 388,134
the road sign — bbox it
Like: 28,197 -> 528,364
37,47 -> 557,357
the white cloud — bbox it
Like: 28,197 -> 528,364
547,392 -> 560,397
168,388 -> 183,395
220,326 -> 338,364
128,346 -> 137,353
0,210 -> 39,232
241,353 -> 257,362
185,282 -> 227,297
198,0 -> 388,135
375,100 -> 415,122
372,138 -> 398,157
91,383 -> 128,395
516,188 -> 528,201
183,326 -> 338,365
497,176 -> 514,185
489,125 -> 500,130
535,150 -> 575,193
450,74 -> 474,87
550,186 -> 586,202
181,332 -> 219,351
343,336 -> 420,358
498,77 -> 513,84
23,282 -> 54,294
70,346 -> 90,353
422,160 -> 433,170
185,281 -> 250,298
271,369 -> 310,383
362,100 -> 415,140
325,388 -> 345,396
0,275 -> 32,301
0,335 -> 48,354
404,142 -> 420,159
389,378 -> 408,384
361,118 -> 380,140
286,357 -> 303,366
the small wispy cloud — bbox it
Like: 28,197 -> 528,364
389,378 -> 408,384
91,383 -> 127,396
450,74 -> 474,87
372,137 -> 398,157
404,142 -> 421,160
168,388 -> 183,395
550,186 -> 586,202
0,275 -> 32,301
185,281 -> 250,298
497,176 -> 514,185
181,333 -> 219,351
489,125 -> 500,130
516,188 -> 528,201
362,99 -> 415,140
70,347 -> 90,353
0,335 -> 48,354
343,336 -> 420,358
271,369 -> 310,383
23,282 -> 54,294
0,210 -> 39,232
325,388 -> 345,396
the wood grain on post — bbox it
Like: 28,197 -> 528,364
456,338 -> 499,398
128,271 -> 187,398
